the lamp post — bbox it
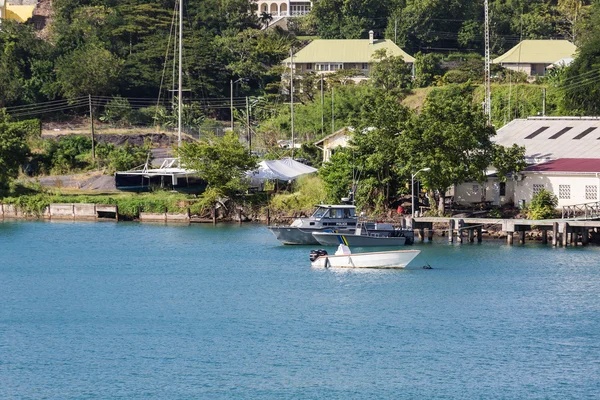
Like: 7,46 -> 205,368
412,168 -> 431,218
230,78 -> 246,130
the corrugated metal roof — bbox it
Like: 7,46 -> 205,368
283,39 -> 415,64
493,40 -> 577,64
494,117 -> 600,163
526,158 -> 600,173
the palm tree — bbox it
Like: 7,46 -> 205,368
260,11 -> 273,28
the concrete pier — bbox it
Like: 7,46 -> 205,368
412,216 -> 600,246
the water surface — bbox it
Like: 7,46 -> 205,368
1,221 -> 599,398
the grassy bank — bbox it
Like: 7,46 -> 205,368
1,190 -> 201,219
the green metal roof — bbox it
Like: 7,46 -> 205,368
283,39 -> 415,64
493,40 -> 577,64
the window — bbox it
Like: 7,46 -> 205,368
499,182 -> 506,196
305,63 -> 312,70
472,184 -> 479,194
533,184 -> 545,196
362,63 -> 368,70
549,127 -> 573,139
525,127 -> 549,139
559,184 -> 571,199
574,127 -> 597,139
316,64 -> 329,72
586,185 -> 597,200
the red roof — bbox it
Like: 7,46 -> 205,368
526,158 -> 600,173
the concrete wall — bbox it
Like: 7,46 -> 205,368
1,203 -> 118,220
515,173 -> 600,208
139,212 -> 190,223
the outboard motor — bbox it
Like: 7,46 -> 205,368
309,249 -> 328,262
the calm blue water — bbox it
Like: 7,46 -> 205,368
1,220 -> 599,399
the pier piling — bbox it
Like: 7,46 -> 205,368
552,222 -> 558,246
507,232 -> 514,245
448,219 -> 455,243
542,230 -> 548,244
561,222 -> 569,246
519,230 -> 526,245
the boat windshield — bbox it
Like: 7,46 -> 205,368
312,207 -> 330,218
312,207 -> 356,219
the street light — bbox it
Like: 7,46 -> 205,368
230,78 -> 247,130
412,167 -> 431,218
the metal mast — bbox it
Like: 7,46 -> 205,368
290,48 -> 295,159
484,0 -> 491,124
177,0 -> 183,147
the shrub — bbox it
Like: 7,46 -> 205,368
526,189 -> 558,220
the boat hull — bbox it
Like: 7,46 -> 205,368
312,232 -> 407,247
269,226 -> 355,245
311,250 -> 420,269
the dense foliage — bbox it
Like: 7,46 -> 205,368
526,188 -> 559,219
176,131 -> 257,195
0,113 -> 32,193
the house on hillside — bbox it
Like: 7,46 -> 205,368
314,127 -> 353,163
453,117 -> 600,208
283,31 -> 415,81
256,0 -> 312,21
0,0 -> 38,23
493,40 -> 577,77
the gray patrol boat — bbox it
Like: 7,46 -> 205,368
311,219 -> 414,247
268,204 -> 358,245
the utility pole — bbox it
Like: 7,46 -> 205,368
88,94 -> 95,160
290,48 -> 295,159
321,74 -> 324,136
394,18 -> 398,44
542,88 -> 546,116
484,0 -> 491,124
230,79 -> 234,130
246,96 -> 251,152
177,0 -> 183,147
331,86 -> 335,134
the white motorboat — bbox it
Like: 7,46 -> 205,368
309,245 -> 420,269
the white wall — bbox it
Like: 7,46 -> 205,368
322,134 -> 350,162
514,173 -> 600,208
453,178 -> 515,206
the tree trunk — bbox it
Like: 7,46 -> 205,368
438,193 -> 445,215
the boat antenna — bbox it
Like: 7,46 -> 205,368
177,0 -> 183,147
484,0 -> 491,124
290,47 -> 295,159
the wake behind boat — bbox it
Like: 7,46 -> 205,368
309,245 -> 420,269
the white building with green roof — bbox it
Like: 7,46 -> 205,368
283,32 -> 415,79
493,40 -> 577,77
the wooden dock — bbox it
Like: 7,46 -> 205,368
412,217 -> 600,246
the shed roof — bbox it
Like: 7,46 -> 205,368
526,158 -> 600,173
284,39 -> 415,64
493,40 -> 577,64
494,117 -> 600,163
314,127 -> 353,146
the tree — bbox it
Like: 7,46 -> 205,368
259,12 -> 273,28
348,89 -> 413,210
491,144 -> 527,181
414,52 -> 443,88
0,112 -> 31,194
399,84 -> 496,213
56,43 -> 122,98
561,1 -> 600,115
369,49 -> 412,93
526,188 -> 558,220
176,132 -> 257,195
